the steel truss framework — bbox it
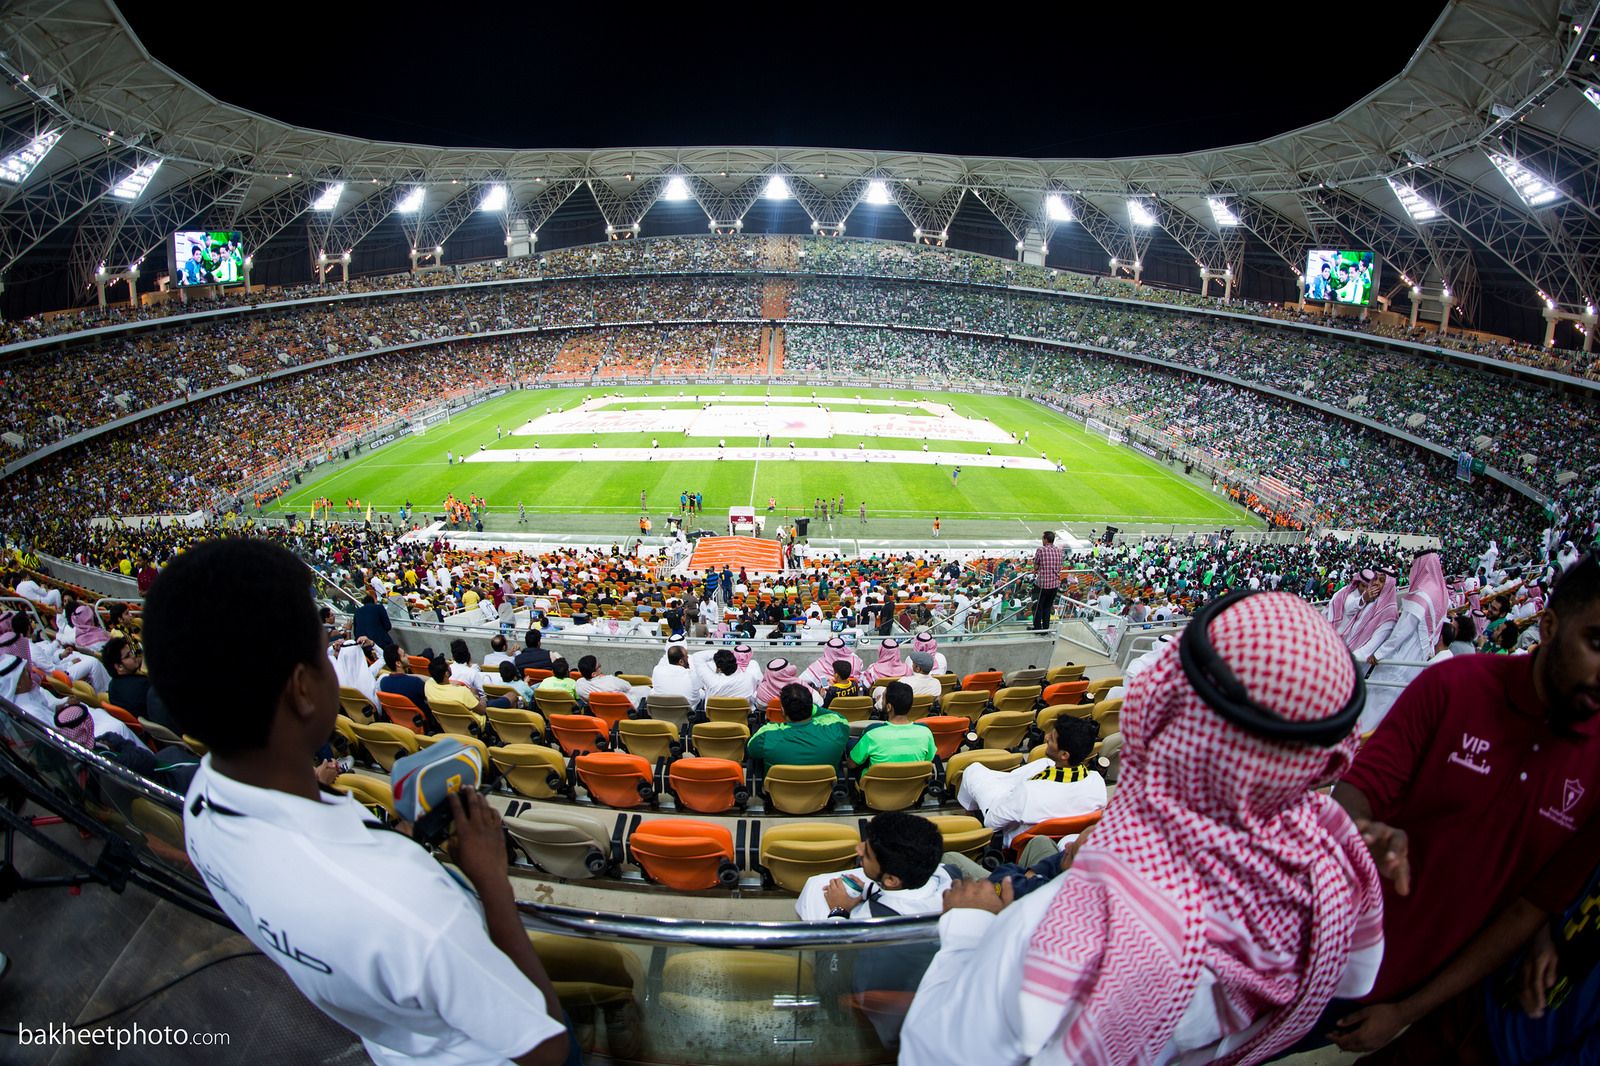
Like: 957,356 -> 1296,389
0,0 -> 1596,327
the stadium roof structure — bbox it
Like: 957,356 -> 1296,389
2,0 -> 1599,329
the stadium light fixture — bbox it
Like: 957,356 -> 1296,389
1487,152 -> 1561,207
109,159 -> 160,201
0,128 -> 62,184
1387,178 -> 1440,222
1045,194 -> 1072,222
396,186 -> 425,214
1127,199 -> 1157,227
763,175 -> 792,200
1585,86 -> 1600,111
479,183 -> 507,211
864,180 -> 892,205
312,183 -> 344,211
662,175 -> 693,201
1207,197 -> 1241,227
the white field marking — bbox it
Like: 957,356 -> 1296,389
343,458 -> 1188,482
510,397 -> 1010,444
748,437 -> 761,507
463,446 -> 1057,471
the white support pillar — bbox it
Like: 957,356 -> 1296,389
1018,225 -> 1047,267
122,267 -> 139,309
339,252 -> 350,284
1296,273 -> 1306,311
1542,305 -> 1599,353
94,268 -> 110,308
1199,267 -> 1233,302
809,220 -> 845,238
504,217 -> 534,259
243,255 -> 252,291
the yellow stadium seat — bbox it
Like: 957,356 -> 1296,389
489,743 -> 569,800
690,722 -> 749,763
975,710 -> 1033,750
762,764 -> 840,815
926,814 -> 993,859
505,809 -> 616,879
857,761 -> 934,811
1046,663 -> 1087,684
334,773 -> 397,821
486,706 -> 545,745
992,685 -> 1041,715
827,695 -> 874,722
942,749 -> 1024,798
616,719 -> 681,763
759,822 -> 861,893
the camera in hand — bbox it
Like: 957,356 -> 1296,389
391,738 -> 484,847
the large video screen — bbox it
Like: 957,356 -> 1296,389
1303,248 -> 1377,307
172,230 -> 245,287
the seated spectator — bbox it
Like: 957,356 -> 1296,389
796,811 -> 953,921
864,638 -> 911,685
894,650 -> 942,709
849,682 -> 936,768
746,682 -> 849,774
424,655 -> 487,727
650,644 -> 703,706
902,591 -> 1385,1063
753,657 -> 798,709
512,628 -> 553,673
377,645 -> 432,720
55,701 -> 197,793
332,639 -> 381,714
139,538 -> 576,1065
13,574 -> 60,608
956,716 -> 1107,845
495,661 -> 535,708
447,638 -> 495,697
701,648 -> 756,705
573,654 -> 648,709
800,636 -> 863,688
102,636 -> 155,719
904,631 -> 947,675
819,659 -> 867,708
59,604 -> 110,654
535,658 -> 577,698
482,635 -> 513,670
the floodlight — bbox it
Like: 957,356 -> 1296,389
1207,197 -> 1241,226
479,183 -> 508,211
763,175 -> 791,200
662,176 -> 693,201
396,186 -> 425,214
1586,85 -> 1600,111
1487,152 -> 1561,207
1127,199 -> 1157,227
864,180 -> 891,205
312,183 -> 344,211
0,128 -> 62,184
1045,194 -> 1072,222
1387,178 -> 1440,221
109,159 -> 160,201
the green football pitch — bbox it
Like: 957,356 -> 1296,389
268,385 -> 1251,535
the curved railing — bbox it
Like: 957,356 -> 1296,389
0,695 -> 937,1063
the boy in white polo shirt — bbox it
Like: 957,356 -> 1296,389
143,538 -> 574,1066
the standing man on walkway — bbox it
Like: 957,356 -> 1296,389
859,501 -> 868,525
1032,530 -> 1064,632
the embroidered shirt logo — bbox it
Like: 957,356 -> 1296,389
1539,778 -> 1585,831
1446,733 -> 1492,775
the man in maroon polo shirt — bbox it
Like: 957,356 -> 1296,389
1322,553 -> 1600,1050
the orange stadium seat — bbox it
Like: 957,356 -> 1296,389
548,714 -> 610,755
628,820 -> 739,890
1009,812 -> 1104,857
919,716 -> 971,761
584,691 -> 636,731
1042,680 -> 1091,706
667,757 -> 749,814
576,751 -> 657,808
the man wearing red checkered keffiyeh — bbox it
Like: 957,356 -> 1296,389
901,591 -> 1384,1065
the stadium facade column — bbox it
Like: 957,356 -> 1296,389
1019,226 -> 1048,267
1199,267 -> 1233,303
1542,306 -> 1597,353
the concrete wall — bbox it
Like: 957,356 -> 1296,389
38,553 -> 140,599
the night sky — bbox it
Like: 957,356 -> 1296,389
123,6 -> 1447,159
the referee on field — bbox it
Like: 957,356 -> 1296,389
1031,530 -> 1064,632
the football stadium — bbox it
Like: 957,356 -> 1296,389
1,2 -> 1599,1064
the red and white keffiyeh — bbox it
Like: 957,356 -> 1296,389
866,638 -> 911,683
1019,591 -> 1382,1065
1404,552 -> 1449,648
1342,572 -> 1398,654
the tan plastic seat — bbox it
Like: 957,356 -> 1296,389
616,719 -> 681,763
907,693 -> 935,721
1005,668 -> 1048,689
644,693 -> 693,730
943,749 -> 1024,795
992,685 -> 1041,715
933,673 -> 960,695
334,773 -> 397,820
617,674 -> 652,688
659,951 -> 812,1018
857,761 -> 934,811
486,706 -> 545,745
1046,663 -> 1087,684
350,722 -> 421,771
534,689 -> 578,719
975,710 -> 1033,751
138,717 -> 184,746
528,932 -> 639,1008
505,809 -> 615,879
759,822 -> 861,893
1093,702 -> 1121,738
690,721 -> 749,763
940,690 -> 988,719
1084,676 -> 1123,701
826,695 -> 874,722
705,696 -> 754,725
926,814 -> 992,859
762,764 -> 839,815
431,705 -> 485,738
482,682 -> 521,705
1035,703 -> 1093,736
338,686 -> 377,723
131,796 -> 184,851
489,743 -> 569,799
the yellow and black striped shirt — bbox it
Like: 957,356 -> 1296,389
1029,765 -> 1091,784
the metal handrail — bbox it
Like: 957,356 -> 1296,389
0,596 -> 48,635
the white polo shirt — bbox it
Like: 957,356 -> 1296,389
183,758 -> 564,1066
